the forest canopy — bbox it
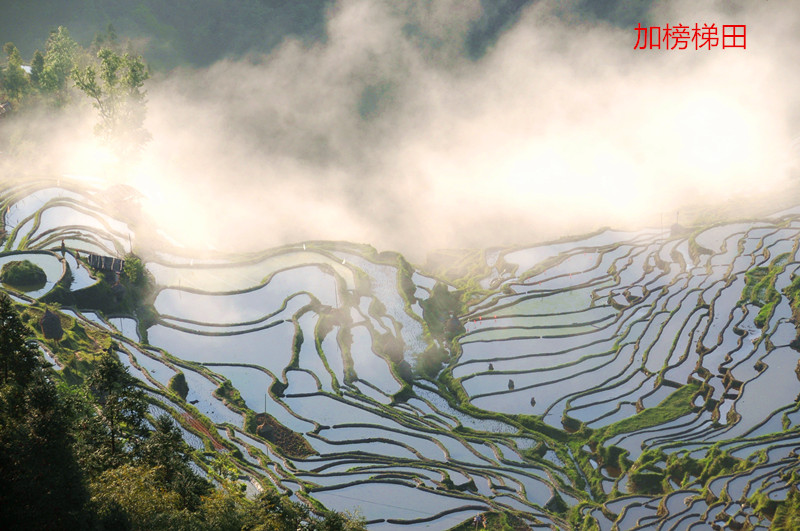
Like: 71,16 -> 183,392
0,1 -> 331,70
0,292 -> 366,530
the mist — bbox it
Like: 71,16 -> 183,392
6,0 -> 800,260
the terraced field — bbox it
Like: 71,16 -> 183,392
4,177 -> 800,529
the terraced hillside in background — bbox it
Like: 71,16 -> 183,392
4,177 -> 800,529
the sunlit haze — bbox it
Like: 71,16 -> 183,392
6,0 -> 800,258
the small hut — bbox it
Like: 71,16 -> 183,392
40,309 -> 63,341
87,254 -> 125,273
87,253 -> 126,286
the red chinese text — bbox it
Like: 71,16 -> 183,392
634,23 -> 746,50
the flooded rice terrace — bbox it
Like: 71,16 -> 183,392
4,177 -> 800,529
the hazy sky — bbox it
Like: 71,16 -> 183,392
9,0 -> 800,258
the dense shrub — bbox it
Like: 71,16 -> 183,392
0,259 -> 46,289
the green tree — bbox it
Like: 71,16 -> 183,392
200,489 -> 248,531
40,26 -> 78,101
211,452 -> 239,481
243,490 -> 312,531
243,490 -> 367,531
2,42 -> 29,101
73,47 -> 150,156
123,254 -> 146,285
0,294 -> 39,386
137,414 -> 211,510
90,464 -> 185,530
138,415 -> 188,481
0,294 -> 90,528
85,348 -> 148,469
30,49 -> 44,88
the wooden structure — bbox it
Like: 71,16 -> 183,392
87,253 -> 124,273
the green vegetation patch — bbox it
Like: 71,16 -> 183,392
593,382 -> 701,443
446,510 -> 532,530
168,371 -> 189,400
414,345 -> 449,380
420,282 -> 465,341
760,488 -> 800,528
783,274 -> 800,351
251,412 -> 316,459
215,379 -> 316,459
214,379 -> 247,411
0,259 -> 47,290
741,253 -> 788,328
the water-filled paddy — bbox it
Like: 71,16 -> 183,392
311,481 -> 486,523
149,321 -> 295,368
9,179 -> 800,528
0,252 -> 64,297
